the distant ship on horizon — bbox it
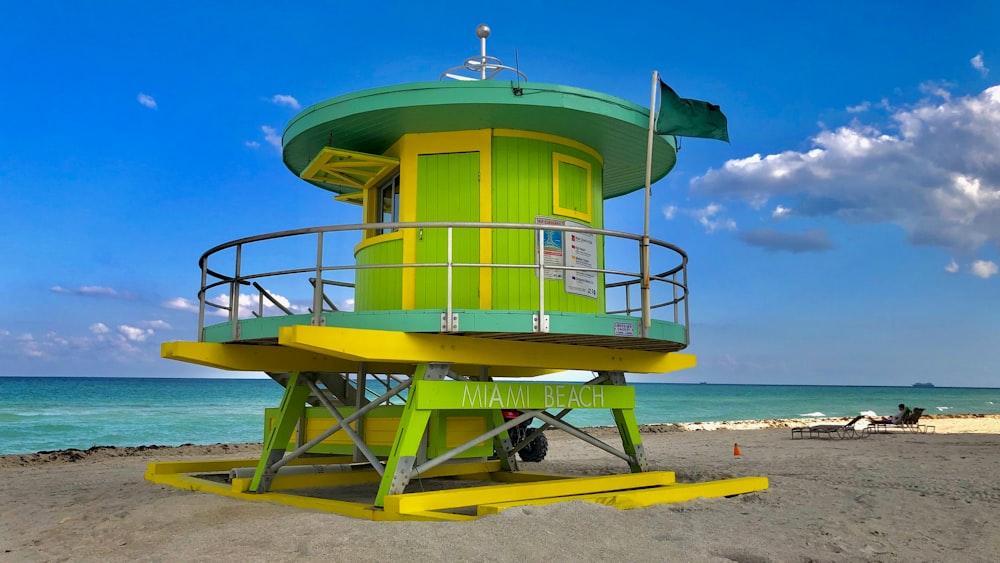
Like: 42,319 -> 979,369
912,382 -> 935,388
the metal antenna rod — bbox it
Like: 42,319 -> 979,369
478,24 -> 489,80
439,24 -> 527,82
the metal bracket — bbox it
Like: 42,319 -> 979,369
387,456 -> 416,496
424,363 -> 452,381
607,371 -> 627,386
440,312 -> 459,332
254,449 -> 286,493
532,314 -> 550,333
632,443 -> 649,472
311,315 -> 327,326
498,435 -> 519,472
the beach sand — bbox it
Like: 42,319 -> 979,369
2,415 -> 998,562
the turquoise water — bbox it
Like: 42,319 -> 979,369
1,376 -> 997,455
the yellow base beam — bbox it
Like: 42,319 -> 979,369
383,471 -> 676,515
229,460 -> 504,493
146,459 -> 766,522
281,326 -> 697,374
477,476 -> 770,515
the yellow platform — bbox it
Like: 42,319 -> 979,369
145,458 -> 768,522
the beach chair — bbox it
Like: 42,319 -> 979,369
903,408 -> 936,434
869,408 -> 932,434
791,415 -> 866,439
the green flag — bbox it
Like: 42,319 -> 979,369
655,80 -> 729,142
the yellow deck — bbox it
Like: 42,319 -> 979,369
146,458 -> 768,522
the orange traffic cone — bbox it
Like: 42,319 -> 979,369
733,443 -> 742,457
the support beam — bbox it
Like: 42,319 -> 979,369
162,340 -> 556,378
250,371 -> 311,492
374,363 -> 436,507
602,371 -> 647,472
280,325 -> 696,374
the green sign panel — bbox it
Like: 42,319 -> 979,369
414,381 -> 634,410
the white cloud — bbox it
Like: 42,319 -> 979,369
846,101 -> 871,113
338,298 -> 355,312
971,52 -> 989,77
52,285 -> 132,299
971,259 -> 998,279
270,94 -> 301,109
244,140 -> 260,148
119,325 -> 154,342
1,323 -> 159,364
262,125 -> 282,150
141,320 -> 172,330
163,297 -> 200,313
209,291 -> 309,319
772,205 -> 791,219
945,260 -> 960,273
137,93 -> 158,109
661,203 -> 736,232
692,84 -> 1000,254
692,203 -> 737,233
918,80 -> 953,102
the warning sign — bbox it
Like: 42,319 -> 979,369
565,221 -> 598,299
535,216 -> 564,280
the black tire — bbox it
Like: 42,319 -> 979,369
518,430 -> 548,462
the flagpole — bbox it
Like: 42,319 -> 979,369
641,70 -> 658,337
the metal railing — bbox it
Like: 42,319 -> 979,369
195,222 -> 688,341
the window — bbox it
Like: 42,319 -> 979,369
552,153 -> 592,223
375,173 -> 400,235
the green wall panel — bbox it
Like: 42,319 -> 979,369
415,152 -> 480,309
354,238 -> 403,311
492,136 -> 605,313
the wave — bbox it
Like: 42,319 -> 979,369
936,406 -> 951,411
799,412 -> 825,417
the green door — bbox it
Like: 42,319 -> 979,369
415,152 -> 480,310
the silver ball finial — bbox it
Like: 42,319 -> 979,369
476,24 -> 490,39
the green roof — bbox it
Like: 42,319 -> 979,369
283,81 -> 677,199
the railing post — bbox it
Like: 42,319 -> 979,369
446,227 -> 453,332
313,232 -> 324,326
537,228 -> 546,332
231,243 -> 242,341
198,260 -> 207,342
672,272 -> 678,324
624,281 -> 632,316
683,267 -> 690,344
640,237 -> 650,338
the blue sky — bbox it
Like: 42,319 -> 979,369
1,1 -> 997,387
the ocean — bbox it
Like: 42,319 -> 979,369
1,376 -> 997,455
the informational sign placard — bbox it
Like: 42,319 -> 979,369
564,220 -> 598,299
534,216 -> 564,280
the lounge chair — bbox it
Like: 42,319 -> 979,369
904,408 -> 935,433
868,409 -> 914,434
868,407 -> 934,434
791,415 -> 866,439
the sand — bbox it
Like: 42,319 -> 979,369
2,415 -> 998,562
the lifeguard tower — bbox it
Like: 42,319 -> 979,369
149,25 -> 767,520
